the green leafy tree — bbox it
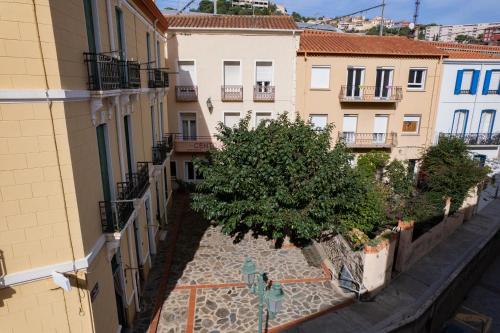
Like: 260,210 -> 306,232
191,114 -> 382,242
419,137 -> 489,213
356,151 -> 390,180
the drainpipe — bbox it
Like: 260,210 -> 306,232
105,0 -> 116,55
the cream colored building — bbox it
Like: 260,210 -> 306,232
164,14 -> 301,181
296,31 -> 447,163
0,0 -> 171,332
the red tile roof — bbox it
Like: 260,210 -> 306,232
165,14 -> 299,31
132,0 -> 168,32
430,42 -> 500,59
298,30 -> 447,57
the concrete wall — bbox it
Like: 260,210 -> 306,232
296,55 -> 444,160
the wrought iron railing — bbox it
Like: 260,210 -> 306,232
162,71 -> 169,88
99,200 -> 134,233
152,134 -> 174,165
439,132 -> 500,145
254,85 -> 275,102
148,68 -> 163,88
175,86 -> 198,102
118,60 -> 141,89
221,85 -> 243,102
339,132 -> 397,147
339,85 -> 403,102
84,52 -> 121,90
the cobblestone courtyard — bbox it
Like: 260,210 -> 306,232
134,192 -> 351,333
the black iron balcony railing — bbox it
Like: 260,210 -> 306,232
254,85 -> 275,102
339,132 -> 397,147
152,134 -> 174,165
162,71 -> 169,88
221,85 -> 243,102
175,85 -> 198,102
339,85 -> 403,102
439,132 -> 500,145
84,52 -> 120,91
119,60 -> 141,89
148,68 -> 163,88
99,200 -> 134,233
485,89 -> 500,95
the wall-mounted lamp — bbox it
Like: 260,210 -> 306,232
206,97 -> 214,114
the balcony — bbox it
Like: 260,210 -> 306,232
99,162 -> 149,233
84,52 -> 121,90
148,68 -> 169,88
339,85 -> 403,103
254,85 -> 275,102
119,60 -> 141,89
175,86 -> 198,102
221,86 -> 243,102
152,134 -> 174,165
339,132 -> 397,148
439,133 -> 500,146
173,134 -> 217,153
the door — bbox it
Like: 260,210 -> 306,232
375,69 -> 393,98
123,116 -> 134,175
115,7 -> 126,59
147,194 -> 156,255
452,110 -> 468,135
83,0 -> 97,53
343,115 -> 358,143
180,113 -> 197,140
347,68 -> 364,98
111,253 -> 127,328
132,219 -> 144,294
373,115 -> 389,144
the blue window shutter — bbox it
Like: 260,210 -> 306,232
483,70 -> 492,95
470,70 -> 480,94
454,70 -> 463,95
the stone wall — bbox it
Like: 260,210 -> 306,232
319,235 -> 364,286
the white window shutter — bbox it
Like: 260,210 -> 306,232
311,66 -> 330,89
256,62 -> 273,83
224,61 -> 241,85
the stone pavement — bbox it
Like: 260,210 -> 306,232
283,199 -> 500,333
133,192 -> 351,333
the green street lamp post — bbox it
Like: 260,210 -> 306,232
241,257 -> 285,333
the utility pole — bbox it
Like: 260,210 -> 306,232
214,0 -> 217,14
379,0 -> 385,36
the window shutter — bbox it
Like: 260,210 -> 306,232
470,70 -> 480,94
454,70 -> 463,95
483,70 -> 492,95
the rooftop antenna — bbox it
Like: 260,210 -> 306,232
379,0 -> 386,36
413,0 -> 421,39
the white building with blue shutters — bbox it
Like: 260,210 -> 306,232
433,44 -> 500,159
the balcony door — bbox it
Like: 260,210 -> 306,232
375,68 -> 393,99
96,125 -> 113,203
346,67 -> 364,98
373,115 -> 389,144
180,113 -> 197,140
451,110 -> 468,135
178,61 -> 196,86
124,115 -> 135,175
343,115 -> 358,143
83,0 -> 97,53
256,61 -> 273,92
223,61 -> 241,86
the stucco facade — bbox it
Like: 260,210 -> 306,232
0,0 -> 170,332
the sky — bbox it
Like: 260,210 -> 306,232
157,0 -> 500,25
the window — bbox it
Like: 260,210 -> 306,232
482,70 -> 500,95
146,32 -> 151,68
170,161 -> 177,178
478,110 -> 495,134
375,68 -> 393,98
408,68 -> 426,89
256,61 -> 273,89
178,61 -> 196,85
151,106 -> 156,144
124,115 -> 134,174
454,69 -> 479,95
156,40 -> 161,69
255,112 -> 272,126
402,115 -> 421,134
115,7 -> 126,59
159,102 -> 164,137
342,115 -> 358,143
96,124 -> 112,203
180,113 -> 196,140
451,110 -> 468,134
310,66 -> 330,89
223,61 -> 241,86
346,67 -> 364,97
310,114 -> 328,130
224,112 -> 240,128
373,115 -> 388,143
184,161 -> 203,181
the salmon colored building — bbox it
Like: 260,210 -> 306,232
0,0 -> 171,332
296,31 -> 447,164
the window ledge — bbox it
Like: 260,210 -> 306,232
401,133 -> 421,136
407,88 -> 426,92
310,88 -> 331,91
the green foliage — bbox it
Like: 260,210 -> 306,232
191,114 -> 381,242
195,0 -> 281,15
455,34 -> 483,44
356,151 -> 390,180
419,136 -> 489,213
385,160 -> 414,220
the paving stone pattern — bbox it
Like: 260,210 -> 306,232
156,290 -> 190,333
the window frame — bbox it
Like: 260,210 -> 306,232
177,59 -> 197,85
254,60 -> 275,86
402,115 -> 422,135
309,114 -> 328,130
184,160 -> 203,182
451,109 -> 469,135
407,68 -> 427,91
310,65 -> 331,90
477,109 -> 496,134
254,111 -> 273,127
223,111 -> 241,128
221,59 -> 242,86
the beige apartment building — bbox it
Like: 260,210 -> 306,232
296,31 -> 447,163
0,0 -> 171,332
164,15 -> 301,182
